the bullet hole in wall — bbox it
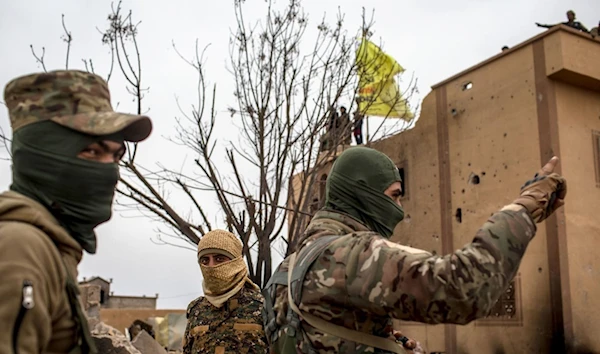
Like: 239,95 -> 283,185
482,171 -> 486,176
455,208 -> 462,223
538,267 -> 543,273
468,173 -> 480,185
461,189 -> 465,194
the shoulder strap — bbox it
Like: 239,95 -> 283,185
286,252 -> 407,354
290,235 -> 341,304
262,235 -> 339,343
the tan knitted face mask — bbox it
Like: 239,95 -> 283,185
200,256 -> 247,295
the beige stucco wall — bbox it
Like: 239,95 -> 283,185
554,80 -> 600,351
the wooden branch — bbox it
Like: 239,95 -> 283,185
124,162 -> 200,244
61,14 -> 72,70
29,45 -> 47,72
174,178 -> 211,233
0,124 -> 11,159
116,188 -> 180,233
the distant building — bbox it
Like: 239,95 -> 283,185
78,276 -> 158,310
288,25 -> 600,353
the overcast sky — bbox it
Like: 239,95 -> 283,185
1,0 -> 597,309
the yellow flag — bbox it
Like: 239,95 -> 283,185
355,38 -> 414,120
356,38 -> 404,82
358,79 -> 414,119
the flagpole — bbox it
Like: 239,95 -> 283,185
366,116 -> 369,144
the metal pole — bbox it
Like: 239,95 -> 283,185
366,116 -> 369,144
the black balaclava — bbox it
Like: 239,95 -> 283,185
324,147 -> 404,238
10,120 -> 122,253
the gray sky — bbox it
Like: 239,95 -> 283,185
1,0 -> 597,309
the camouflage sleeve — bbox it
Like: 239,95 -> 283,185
182,299 -> 196,354
245,290 -> 270,353
343,205 -> 536,325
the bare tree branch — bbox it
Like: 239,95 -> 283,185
61,14 -> 72,69
29,45 -> 47,72
0,122 -> 11,161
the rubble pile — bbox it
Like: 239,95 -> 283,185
79,284 -> 181,353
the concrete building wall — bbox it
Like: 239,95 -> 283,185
100,308 -> 185,334
105,295 -> 158,309
80,278 -> 111,305
441,33 -> 550,354
554,80 -> 600,351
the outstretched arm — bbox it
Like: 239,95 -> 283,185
345,205 -> 534,325
536,22 -> 555,28
343,157 -> 565,325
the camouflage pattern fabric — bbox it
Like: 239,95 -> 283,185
272,207 -> 536,353
3,70 -> 151,142
183,286 -> 268,354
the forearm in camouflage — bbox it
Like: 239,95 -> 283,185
345,205 -> 536,325
182,306 -> 193,354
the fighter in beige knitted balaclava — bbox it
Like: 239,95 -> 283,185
183,229 -> 268,354
196,229 -> 260,307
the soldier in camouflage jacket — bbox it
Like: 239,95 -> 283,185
269,147 -> 566,353
183,229 -> 268,354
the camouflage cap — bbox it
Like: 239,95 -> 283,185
3,70 -> 152,142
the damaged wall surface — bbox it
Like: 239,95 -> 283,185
79,276 -> 158,309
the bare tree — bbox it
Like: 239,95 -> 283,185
28,0 -> 418,287
28,2 -> 200,248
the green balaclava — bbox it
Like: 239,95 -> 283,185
10,120 -> 123,254
324,146 -> 404,238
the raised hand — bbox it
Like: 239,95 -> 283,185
514,156 -> 567,223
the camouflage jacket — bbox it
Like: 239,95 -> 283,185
272,206 -> 536,353
183,285 -> 268,354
